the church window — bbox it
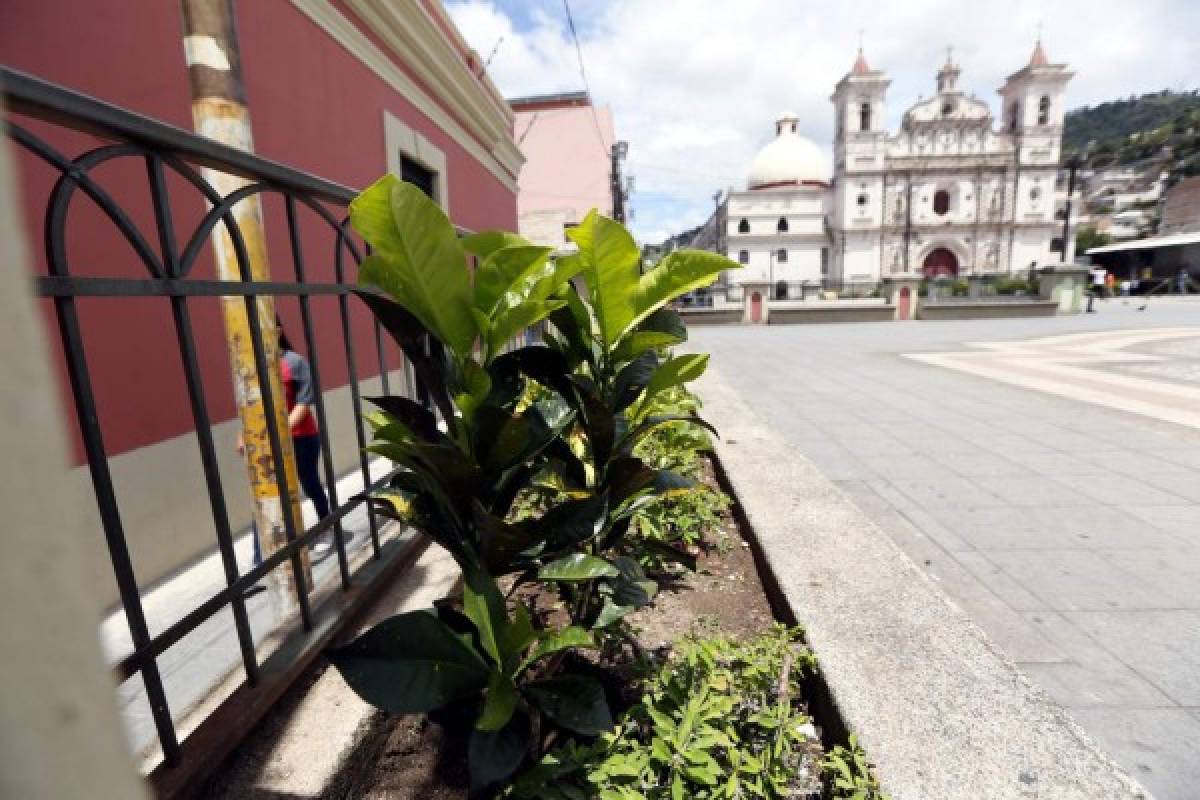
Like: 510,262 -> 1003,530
774,280 -> 788,300
737,218 -> 750,233
942,101 -> 955,116
1054,209 -> 1066,221
1050,237 -> 1065,253
820,248 -> 829,275
776,248 -> 788,263
933,190 -> 951,215
856,193 -> 869,207
1030,187 -> 1042,201
777,217 -> 789,233
738,249 -> 749,264
1038,96 -> 1050,126
859,102 -> 872,131
1008,102 -> 1019,131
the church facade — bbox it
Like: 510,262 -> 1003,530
722,42 -> 1073,293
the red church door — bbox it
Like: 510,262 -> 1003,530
899,286 -> 912,320
750,292 -> 763,323
922,247 -> 959,279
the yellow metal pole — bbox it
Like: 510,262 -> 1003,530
179,0 -> 311,614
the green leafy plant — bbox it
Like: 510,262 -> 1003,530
329,178 -> 738,791
823,735 -> 890,800
508,626 -> 820,800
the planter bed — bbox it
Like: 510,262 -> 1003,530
320,455 -> 875,800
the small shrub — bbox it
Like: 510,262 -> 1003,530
508,625 -> 821,800
823,735 -> 890,800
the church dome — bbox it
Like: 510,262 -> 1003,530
747,113 -> 829,189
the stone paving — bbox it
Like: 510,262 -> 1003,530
690,300 -> 1200,800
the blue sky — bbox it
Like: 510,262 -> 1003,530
447,0 -> 1199,244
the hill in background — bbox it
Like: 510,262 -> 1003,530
1064,89 -> 1200,179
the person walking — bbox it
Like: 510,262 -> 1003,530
239,323 -> 337,565
1176,266 -> 1190,295
1087,267 -> 1105,312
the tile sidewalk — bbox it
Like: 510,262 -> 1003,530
691,303 -> 1200,800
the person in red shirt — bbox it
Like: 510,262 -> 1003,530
239,325 -> 334,564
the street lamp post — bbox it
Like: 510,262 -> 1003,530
1061,153 -> 1081,264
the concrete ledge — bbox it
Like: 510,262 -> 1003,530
696,366 -> 1150,800
769,305 -> 895,324
206,544 -> 461,798
919,300 -> 1058,320
679,308 -> 743,325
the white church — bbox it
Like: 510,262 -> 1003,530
721,41 -> 1073,294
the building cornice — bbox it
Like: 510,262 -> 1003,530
291,0 -> 522,191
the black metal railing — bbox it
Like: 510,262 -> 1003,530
2,66 -> 434,795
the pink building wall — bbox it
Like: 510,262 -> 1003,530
513,98 -> 614,227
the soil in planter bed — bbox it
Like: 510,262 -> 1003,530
330,456 -> 786,800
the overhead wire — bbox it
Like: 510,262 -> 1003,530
561,0 -> 613,161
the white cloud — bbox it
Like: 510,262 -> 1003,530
448,0 -> 1200,243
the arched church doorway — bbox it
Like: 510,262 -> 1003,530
750,292 -> 763,323
922,247 -> 959,279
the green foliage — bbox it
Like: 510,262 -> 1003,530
507,626 -> 819,800
1064,90 -> 1200,155
1076,225 -> 1113,256
332,181 -> 739,791
992,278 -> 1036,295
633,487 -> 731,571
823,735 -> 890,800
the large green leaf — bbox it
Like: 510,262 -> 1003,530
352,289 -> 454,420
490,345 -> 574,400
566,209 -> 642,349
620,249 -> 735,344
612,350 -> 659,411
462,570 -> 509,667
538,553 -> 619,582
328,611 -> 489,713
473,501 -> 537,575
351,176 -> 476,358
592,598 -> 636,629
607,457 -> 657,503
462,230 -> 533,259
523,675 -> 613,735
611,309 -> 687,363
473,245 -> 553,315
633,353 -> 709,419
486,256 -> 582,358
477,670 -> 519,731
365,395 -> 440,442
610,556 -> 658,608
567,210 -> 736,351
469,710 -> 531,792
518,626 -> 596,675
536,492 -> 609,552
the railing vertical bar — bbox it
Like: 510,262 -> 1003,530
227,221 -> 314,631
43,166 -> 182,761
374,318 -> 390,396
334,227 -> 381,557
146,155 -> 261,685
52,297 -> 184,765
285,196 -> 351,589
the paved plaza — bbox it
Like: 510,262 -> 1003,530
691,300 -> 1200,800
